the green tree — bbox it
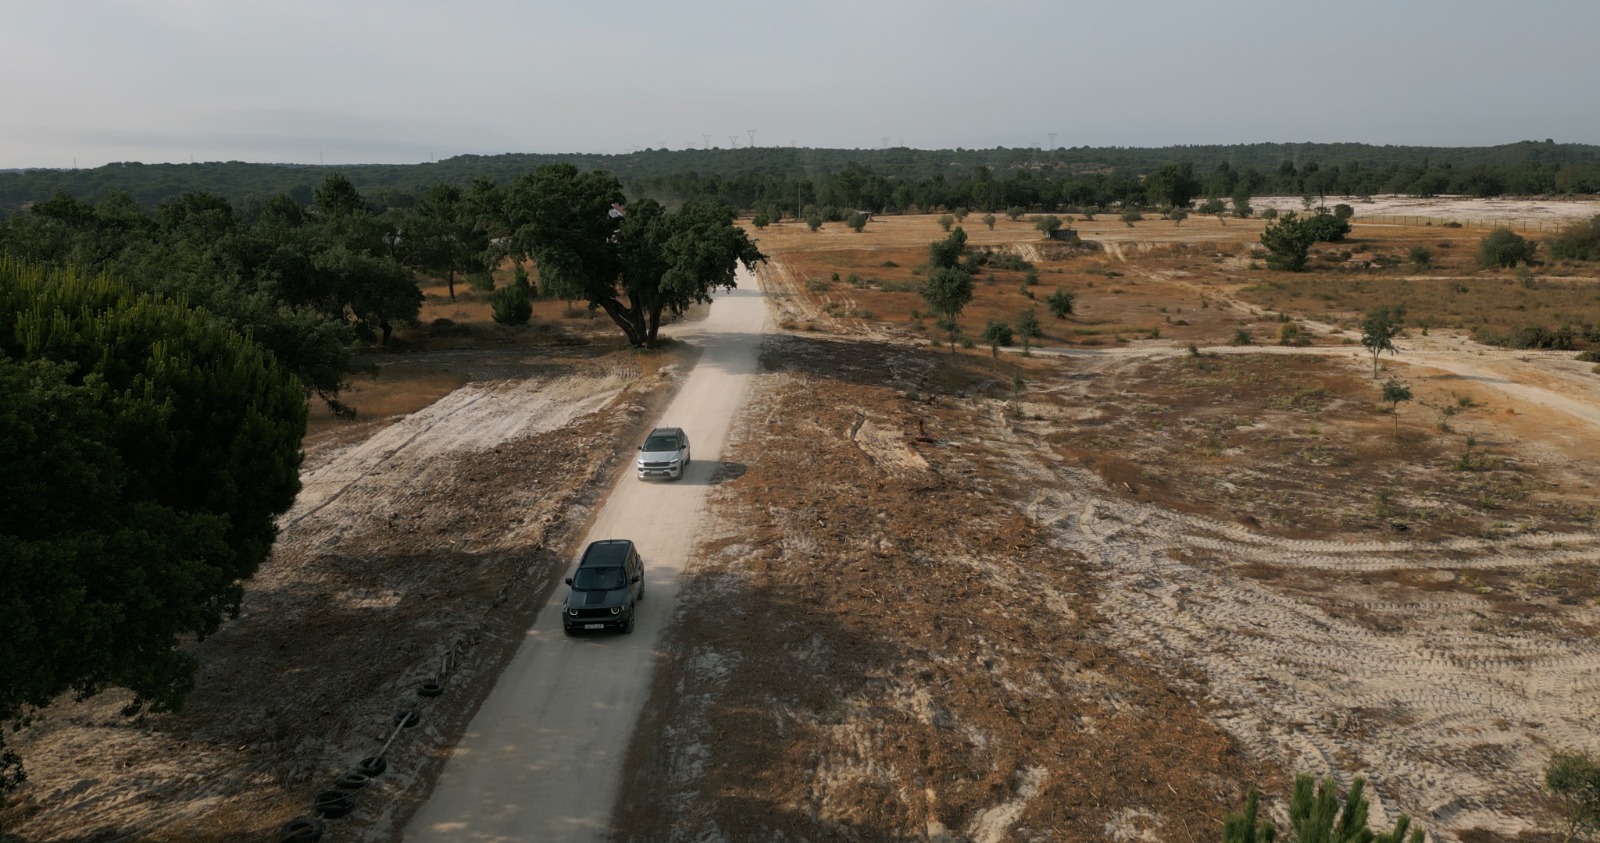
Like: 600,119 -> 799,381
981,320 -> 1013,359
1232,187 -> 1254,218
491,269 -> 533,325
981,213 -> 997,230
921,266 -> 974,352
928,227 -> 969,271
1170,208 -> 1189,226
1360,305 -> 1405,378
1005,206 -> 1026,221
1143,162 -> 1201,209
1548,214 -> 1600,261
1381,379 -> 1412,436
501,165 -> 762,348
405,182 -> 491,302
1121,207 -> 1144,227
1034,214 -> 1063,238
1305,210 -> 1353,242
1478,227 -> 1537,268
1017,307 -> 1043,350
1046,289 -> 1075,318
846,212 -> 868,232
0,261 -> 307,794
1199,197 -> 1226,216
617,197 -> 766,347
1546,751 -> 1600,842
752,213 -> 770,229
1260,211 -> 1318,271
937,213 -> 956,232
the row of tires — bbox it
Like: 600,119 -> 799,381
279,681 -> 443,841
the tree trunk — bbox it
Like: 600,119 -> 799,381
594,298 -> 646,347
379,318 -> 392,347
446,269 -> 456,302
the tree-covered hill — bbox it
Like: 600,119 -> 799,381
4,141 -> 1599,215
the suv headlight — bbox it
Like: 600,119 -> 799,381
610,606 -> 621,615
568,608 -> 578,616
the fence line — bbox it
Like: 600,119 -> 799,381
1360,215 -> 1555,232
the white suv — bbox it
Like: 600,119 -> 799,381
635,427 -> 691,480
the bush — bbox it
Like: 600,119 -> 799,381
467,270 -> 495,292
1575,350 -> 1600,362
937,214 -> 956,232
1046,289 -> 1075,318
1478,227 -> 1536,268
1548,214 -> 1600,261
1473,324 -> 1577,350
1231,328 -> 1253,346
1279,322 -> 1310,346
491,276 -> 533,325
1408,246 -> 1432,269
982,321 -> 1014,349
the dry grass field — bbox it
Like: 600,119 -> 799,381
4,199 -> 1600,843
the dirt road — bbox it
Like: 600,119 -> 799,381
404,270 -> 769,841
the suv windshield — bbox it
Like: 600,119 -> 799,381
643,435 -> 679,451
572,566 -> 627,591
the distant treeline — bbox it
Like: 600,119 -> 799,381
4,140 -> 1600,217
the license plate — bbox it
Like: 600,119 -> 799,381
584,624 -> 604,630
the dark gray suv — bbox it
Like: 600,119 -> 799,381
562,539 -> 644,635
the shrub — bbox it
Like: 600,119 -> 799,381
1408,246 -> 1432,269
1478,227 -> 1536,268
467,270 -> 495,292
1046,289 -> 1075,318
937,214 -> 956,232
491,275 -> 533,325
1231,328 -> 1253,346
1548,214 -> 1600,261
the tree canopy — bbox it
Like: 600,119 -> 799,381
1360,305 -> 1406,378
1259,211 -> 1319,271
0,260 -> 307,792
502,164 -> 764,348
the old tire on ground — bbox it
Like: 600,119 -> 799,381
280,817 -> 324,842
356,756 -> 387,777
335,770 -> 370,790
417,682 -> 443,698
313,790 -> 354,819
394,711 -> 420,728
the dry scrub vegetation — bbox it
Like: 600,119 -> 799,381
621,207 -> 1600,842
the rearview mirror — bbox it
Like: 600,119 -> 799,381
564,577 -> 573,586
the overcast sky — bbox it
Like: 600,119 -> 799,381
4,0 -> 1598,168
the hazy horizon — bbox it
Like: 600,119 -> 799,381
4,0 -> 1598,170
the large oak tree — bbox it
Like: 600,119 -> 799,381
502,164 -> 764,348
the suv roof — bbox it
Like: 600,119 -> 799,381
578,539 -> 635,567
647,427 -> 684,438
